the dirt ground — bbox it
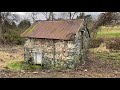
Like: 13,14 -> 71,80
0,45 -> 120,78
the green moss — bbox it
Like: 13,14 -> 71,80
21,22 -> 39,37
7,61 -> 42,71
7,61 -> 24,71
30,65 -> 41,69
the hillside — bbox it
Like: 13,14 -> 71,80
0,25 -> 120,78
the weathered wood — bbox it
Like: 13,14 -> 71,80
81,31 -> 84,50
53,40 -> 55,67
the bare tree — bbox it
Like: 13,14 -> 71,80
30,12 -> 39,22
42,12 -> 48,20
77,12 -> 86,19
67,12 -> 78,19
0,12 -> 20,44
59,12 -> 78,20
59,12 -> 68,20
90,12 -> 117,38
68,12 -> 72,19
41,12 -> 55,20
71,12 -> 78,19
48,12 -> 54,20
0,12 -> 19,33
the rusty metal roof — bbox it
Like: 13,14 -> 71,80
21,19 -> 84,40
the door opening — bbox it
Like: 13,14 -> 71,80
32,49 -> 42,64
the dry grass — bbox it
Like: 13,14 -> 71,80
90,43 -> 110,53
97,26 -> 120,38
90,43 -> 120,66
0,45 -> 24,69
0,44 -> 120,77
1,24 -> 120,77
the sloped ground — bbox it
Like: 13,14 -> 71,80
0,56 -> 120,78
1,26 -> 120,78
0,45 -> 120,78
0,45 -> 24,69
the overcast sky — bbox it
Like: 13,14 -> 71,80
14,12 -> 102,16
12,12 -> 103,24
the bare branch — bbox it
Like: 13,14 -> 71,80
42,12 -> 48,20
72,12 -> 78,19
30,12 -> 39,22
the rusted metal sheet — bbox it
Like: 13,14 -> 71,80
22,19 -> 84,40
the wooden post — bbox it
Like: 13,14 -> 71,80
81,31 -> 84,50
53,40 -> 56,67
0,25 -> 2,37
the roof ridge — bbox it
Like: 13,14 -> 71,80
21,19 -> 85,40
35,19 -> 84,22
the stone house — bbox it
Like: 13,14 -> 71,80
21,19 -> 90,69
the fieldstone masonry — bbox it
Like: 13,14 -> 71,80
24,29 -> 89,69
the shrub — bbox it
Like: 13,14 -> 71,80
89,38 -> 104,48
106,38 -> 120,50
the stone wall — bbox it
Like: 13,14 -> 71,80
24,28 -> 90,69
24,38 -> 80,69
74,27 -> 90,64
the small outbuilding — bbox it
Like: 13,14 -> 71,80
21,19 -> 90,69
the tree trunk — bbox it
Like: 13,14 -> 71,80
69,12 -> 72,19
49,12 -> 54,20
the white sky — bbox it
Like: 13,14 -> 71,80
14,12 -> 102,15
12,12 -> 103,24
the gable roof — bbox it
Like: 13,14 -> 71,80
21,19 -> 85,40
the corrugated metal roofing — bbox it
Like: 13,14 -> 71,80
21,19 -> 84,40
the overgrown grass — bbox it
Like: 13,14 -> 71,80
89,38 -> 104,48
106,38 -> 120,50
95,52 -> 120,61
91,47 -> 120,62
7,61 -> 42,71
90,25 -> 120,66
97,26 -> 120,38
97,31 -> 120,38
94,26 -> 120,50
